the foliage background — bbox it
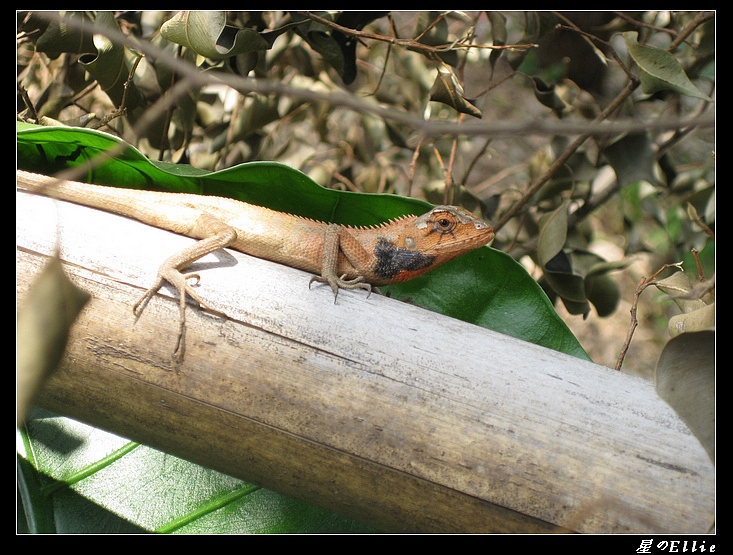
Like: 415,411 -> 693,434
17,11 -> 714,533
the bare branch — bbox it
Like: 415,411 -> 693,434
32,12 -> 713,144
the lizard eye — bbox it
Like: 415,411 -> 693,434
436,217 -> 454,231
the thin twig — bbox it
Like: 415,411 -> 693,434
668,11 -> 715,52
488,12 -> 715,230
407,136 -> 423,198
495,78 -> 639,232
612,11 -> 678,37
687,202 -> 715,240
615,263 -> 683,371
17,83 -> 40,123
30,12 -> 713,141
296,11 -> 535,54
691,249 -> 705,282
332,171 -> 360,193
461,137 -> 493,186
95,54 -> 144,130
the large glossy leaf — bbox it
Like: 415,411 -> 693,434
17,123 -> 588,359
18,123 -> 589,532
18,408 -> 376,533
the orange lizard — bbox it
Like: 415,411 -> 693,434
17,170 -> 495,357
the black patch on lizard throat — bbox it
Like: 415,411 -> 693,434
373,238 -> 436,280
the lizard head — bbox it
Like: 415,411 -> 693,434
371,206 -> 495,284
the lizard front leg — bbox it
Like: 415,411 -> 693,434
133,213 -> 237,359
309,224 -> 372,301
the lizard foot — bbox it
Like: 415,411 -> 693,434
133,269 -> 209,360
309,273 -> 372,302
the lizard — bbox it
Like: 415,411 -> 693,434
17,169 -> 495,358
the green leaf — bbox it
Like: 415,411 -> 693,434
18,408 -> 376,533
655,331 -> 715,463
531,76 -> 567,118
579,254 -> 629,317
602,132 -> 659,188
429,72 -> 483,118
28,12 -> 149,123
537,202 -> 569,268
76,12 -> 142,108
160,11 -> 270,60
622,31 -> 713,101
32,11 -> 96,59
290,12 -> 346,79
330,12 -> 389,85
17,125 -> 587,358
17,123 -> 591,533
536,203 -> 628,319
486,11 -> 507,73
289,12 -> 388,85
17,122 -> 587,359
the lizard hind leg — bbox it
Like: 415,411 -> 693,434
132,217 -> 238,359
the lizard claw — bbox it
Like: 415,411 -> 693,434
133,268 -> 209,360
309,274 -> 372,302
